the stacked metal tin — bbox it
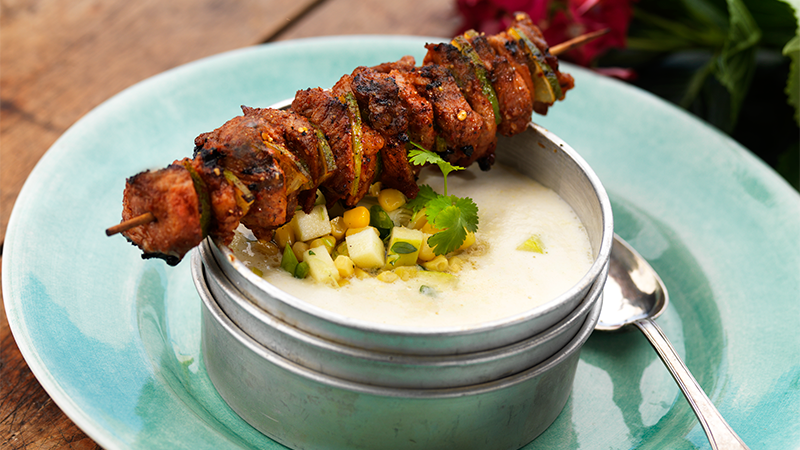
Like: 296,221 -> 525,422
192,122 -> 614,450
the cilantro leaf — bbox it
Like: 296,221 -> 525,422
408,146 -> 443,166
425,196 -> 479,255
452,197 -> 479,232
405,143 -> 479,256
407,143 -> 464,195
406,184 -> 438,212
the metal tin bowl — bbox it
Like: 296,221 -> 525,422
195,244 -> 606,388
198,258 -> 602,450
208,122 -> 613,356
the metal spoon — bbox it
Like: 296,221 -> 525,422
597,234 -> 749,450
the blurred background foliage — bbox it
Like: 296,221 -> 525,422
457,0 -> 800,190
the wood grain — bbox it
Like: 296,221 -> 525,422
0,0 -> 460,447
1,1 -> 312,447
0,0 -> 318,243
273,0 -> 460,42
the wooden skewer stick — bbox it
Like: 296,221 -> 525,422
550,28 -> 610,56
105,31 -> 606,238
106,212 -> 155,236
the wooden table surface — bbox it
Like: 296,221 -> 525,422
0,1 -> 460,447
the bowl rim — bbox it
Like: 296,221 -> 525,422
198,251 -> 603,398
209,101 -> 614,340
197,244 -> 607,365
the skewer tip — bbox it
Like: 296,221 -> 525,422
550,28 -> 610,56
106,212 -> 155,236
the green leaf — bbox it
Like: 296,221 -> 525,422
425,196 -> 479,255
745,0 -> 798,48
451,197 -> 479,232
407,144 -> 464,195
406,184 -> 439,212
776,141 -> 800,190
781,0 -> 800,126
712,0 -> 761,126
391,241 -> 418,254
427,215 -> 468,256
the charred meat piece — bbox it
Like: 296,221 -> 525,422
390,67 -> 436,151
371,55 -> 417,73
507,12 -> 575,115
121,163 -> 204,265
423,42 -> 497,167
469,32 -> 534,136
350,66 -> 419,199
292,87 -> 355,205
414,64 -> 492,168
331,74 -> 385,206
184,156 -> 241,245
351,66 -> 407,138
193,107 -> 301,240
239,106 -> 323,212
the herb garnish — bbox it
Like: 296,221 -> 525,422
407,144 -> 479,255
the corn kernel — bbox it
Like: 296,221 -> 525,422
377,271 -> 399,283
310,235 -> 336,254
274,222 -> 295,249
457,110 -> 468,121
420,221 -> 442,235
458,231 -> 476,251
368,182 -> 383,197
417,233 -> 437,262
408,209 -> 428,230
292,241 -> 309,262
343,206 -> 370,229
394,266 -> 418,281
334,255 -> 356,278
329,216 -> 347,241
378,188 -> 406,212
448,256 -> 464,273
334,241 -> 349,258
423,255 -> 449,272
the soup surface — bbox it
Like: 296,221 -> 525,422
230,163 -> 593,329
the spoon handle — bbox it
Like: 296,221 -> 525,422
634,318 -> 750,450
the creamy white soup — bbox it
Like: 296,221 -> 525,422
230,163 -> 593,329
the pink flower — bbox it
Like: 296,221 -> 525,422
457,0 -> 635,66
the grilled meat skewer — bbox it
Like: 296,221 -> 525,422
112,13 -> 576,265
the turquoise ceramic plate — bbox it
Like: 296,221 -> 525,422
4,36 -> 799,449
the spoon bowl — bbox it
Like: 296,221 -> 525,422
599,234 -> 749,450
597,234 -> 668,330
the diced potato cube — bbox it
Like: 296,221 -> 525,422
303,246 -> 340,287
292,205 -> 332,242
386,227 -> 423,267
346,228 -> 386,269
